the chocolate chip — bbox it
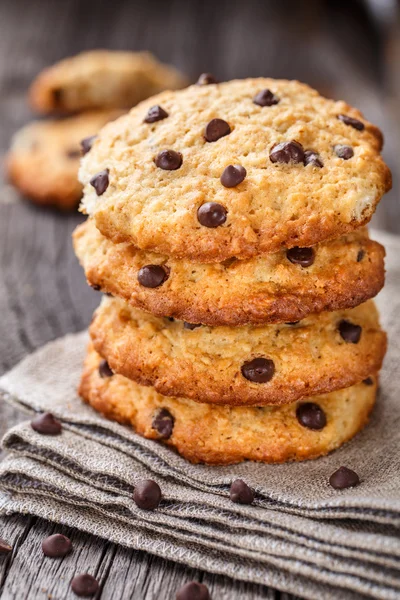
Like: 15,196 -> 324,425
230,479 -> 254,505
52,88 -> 63,105
90,283 -> 101,291
133,480 -> 162,510
304,150 -> 323,168
253,89 -> 279,107
42,534 -> 72,558
339,320 -> 362,343
99,359 -> 113,378
138,264 -> 168,288
220,164 -> 247,188
80,135 -> 97,155
285,321 -> 300,326
357,249 -> 365,262
176,582 -> 211,600
363,377 -> 374,386
197,202 -> 227,228
66,149 -> 81,159
241,358 -> 275,383
296,403 -> 327,430
71,574 -> 99,597
144,105 -> 169,123
204,118 -> 231,142
329,466 -> 360,489
286,247 -> 315,267
152,408 -> 175,439
31,413 -> 62,435
184,322 -> 202,330
270,141 -> 305,164
334,144 -> 354,160
197,73 -> 218,85
337,114 -> 365,131
155,150 -> 182,170
0,539 -> 12,554
90,169 -> 109,195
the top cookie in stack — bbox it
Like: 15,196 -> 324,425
74,77 -> 390,463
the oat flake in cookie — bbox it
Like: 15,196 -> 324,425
79,78 -> 391,262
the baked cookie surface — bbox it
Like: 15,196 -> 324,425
29,50 -> 188,114
79,78 -> 391,261
80,344 -> 377,465
89,296 -> 386,406
74,219 -> 385,326
6,110 -> 121,209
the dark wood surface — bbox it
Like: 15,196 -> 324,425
0,0 -> 398,597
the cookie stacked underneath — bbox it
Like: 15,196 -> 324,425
74,77 -> 390,465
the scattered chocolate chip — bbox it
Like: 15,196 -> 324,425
71,574 -> 99,597
197,73 -> 218,85
90,169 -> 109,195
338,320 -> 362,344
204,118 -> 231,143
31,413 -> 62,435
99,359 -> 113,378
66,149 -> 81,159
286,247 -> 315,267
304,150 -> 323,168
270,141 -> 305,164
197,202 -> 227,228
363,377 -> 374,386
357,250 -> 365,262
155,150 -> 182,170
0,539 -> 12,554
220,164 -> 247,188
253,89 -> 280,107
230,479 -> 254,505
80,135 -> 97,155
152,408 -> 175,439
334,144 -> 354,160
329,466 -> 360,489
296,403 -> 327,430
241,357 -> 275,383
337,114 -> 365,131
133,480 -> 162,510
138,264 -> 168,288
144,105 -> 169,123
176,581 -> 211,600
183,322 -> 202,330
42,533 -> 72,558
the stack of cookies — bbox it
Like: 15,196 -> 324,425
6,50 -> 187,209
73,77 -> 390,465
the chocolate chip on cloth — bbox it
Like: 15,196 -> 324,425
79,345 -> 378,464
31,413 -> 62,435
0,539 -> 12,554
152,408 -> 174,439
42,534 -> 72,558
80,78 -> 390,261
230,479 -> 254,505
88,296 -> 386,406
176,582 -> 211,600
74,220 -> 386,327
329,466 -> 360,489
71,574 -> 99,597
133,480 -> 162,510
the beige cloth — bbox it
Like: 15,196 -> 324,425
0,228 -> 399,600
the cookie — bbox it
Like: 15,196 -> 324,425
29,50 -> 188,114
74,219 -> 385,326
79,78 -> 391,262
6,110 -> 122,209
80,344 -> 378,465
89,296 -> 386,406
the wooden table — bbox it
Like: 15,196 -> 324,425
0,0 -> 398,597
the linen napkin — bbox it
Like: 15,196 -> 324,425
0,229 -> 399,600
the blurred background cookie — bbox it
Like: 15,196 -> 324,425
6,110 -> 122,209
29,50 -> 189,114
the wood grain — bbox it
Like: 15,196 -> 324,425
0,0 -> 397,597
